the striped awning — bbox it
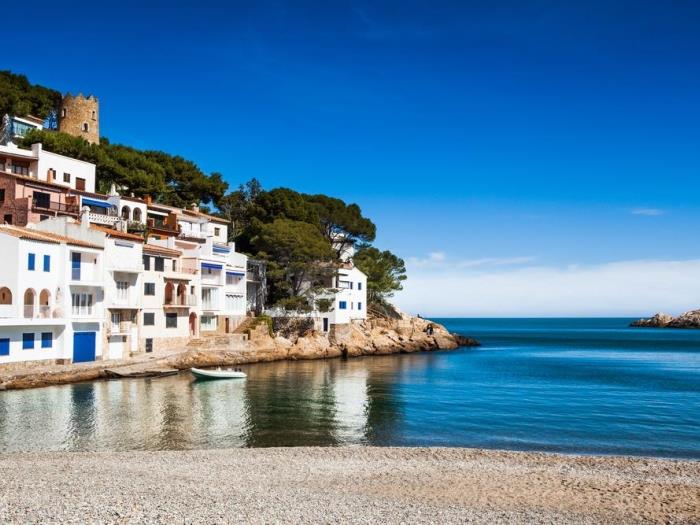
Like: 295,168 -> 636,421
226,271 -> 245,277
201,262 -> 223,270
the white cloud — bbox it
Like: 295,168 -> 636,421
631,208 -> 666,216
395,258 -> 700,317
407,253 -> 535,270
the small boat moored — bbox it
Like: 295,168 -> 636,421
190,367 -> 247,380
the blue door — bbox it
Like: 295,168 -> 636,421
0,338 -> 9,356
73,332 -> 96,363
71,252 -> 81,280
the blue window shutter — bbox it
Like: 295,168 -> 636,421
0,338 -> 9,356
41,332 -> 53,348
71,252 -> 81,280
22,333 -> 34,349
27,253 -> 35,270
339,301 -> 347,310
43,255 -> 50,272
358,302 -> 362,310
358,282 -> 362,290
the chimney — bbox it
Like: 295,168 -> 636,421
108,183 -> 118,196
191,203 -> 199,213
145,195 -> 152,205
80,206 -> 90,230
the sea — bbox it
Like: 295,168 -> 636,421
0,318 -> 698,458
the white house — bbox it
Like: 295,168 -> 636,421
0,224 -> 104,365
0,142 -> 96,193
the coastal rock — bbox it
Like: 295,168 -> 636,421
631,310 -> 700,329
630,312 -> 673,327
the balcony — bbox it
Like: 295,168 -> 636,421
178,230 -> 208,240
88,212 -> 120,226
23,305 -> 59,319
32,198 -> 80,215
164,294 -> 197,308
109,320 -> 134,335
72,305 -> 97,317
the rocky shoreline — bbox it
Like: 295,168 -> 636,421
0,314 -> 479,391
631,309 -> 700,328
1,447 -> 697,524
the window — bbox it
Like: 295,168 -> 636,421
76,178 -> 86,191
143,312 -> 155,326
358,302 -> 362,310
0,189 -> 4,203
145,338 -> 153,353
142,255 -> 150,270
27,253 -> 35,271
12,161 -> 29,176
71,292 -> 94,316
154,257 -> 164,272
71,252 -> 81,280
116,281 -> 129,302
144,282 -> 156,296
165,313 -> 177,328
82,122 -> 89,132
43,255 -> 50,272
63,173 -> 70,183
339,301 -> 347,310
201,288 -> 216,309
214,227 -> 220,236
91,110 -> 96,120
22,333 -> 34,350
32,191 -> 51,209
3,214 -> 12,225
61,108 -> 66,118
358,282 -> 362,291
226,294 -> 244,311
41,332 -> 53,348
201,315 -> 217,331
0,338 -> 9,356
172,260 -> 177,271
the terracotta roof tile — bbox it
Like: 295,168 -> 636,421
143,243 -> 182,257
0,225 -> 102,249
89,224 -> 144,242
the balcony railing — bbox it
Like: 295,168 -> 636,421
178,230 -> 208,240
72,306 -> 95,317
88,212 -> 120,226
23,305 -> 56,319
32,198 -> 80,215
164,294 -> 197,307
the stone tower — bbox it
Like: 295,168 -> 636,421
58,93 -> 100,144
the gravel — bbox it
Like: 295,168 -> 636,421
0,447 -> 698,524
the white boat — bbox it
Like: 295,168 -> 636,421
190,367 -> 247,380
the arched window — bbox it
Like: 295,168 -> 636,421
91,110 -> 96,120
121,206 -> 131,221
61,108 -> 66,118
132,208 -> 142,223
164,282 -> 174,305
0,287 -> 12,305
82,122 -> 89,132
23,288 -> 36,318
177,283 -> 186,304
39,289 -> 51,318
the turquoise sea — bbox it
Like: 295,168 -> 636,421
0,318 -> 698,458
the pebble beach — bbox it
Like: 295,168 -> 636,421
1,447 -> 698,524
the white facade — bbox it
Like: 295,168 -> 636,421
0,142 -> 96,193
0,225 -> 104,365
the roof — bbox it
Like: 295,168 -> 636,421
143,243 -> 182,258
182,208 -> 229,224
89,224 -> 144,242
0,224 -> 102,249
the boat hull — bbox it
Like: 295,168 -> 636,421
190,367 -> 247,380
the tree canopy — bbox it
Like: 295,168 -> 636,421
354,245 -> 407,305
0,71 -> 61,121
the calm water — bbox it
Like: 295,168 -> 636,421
1,318 -> 699,458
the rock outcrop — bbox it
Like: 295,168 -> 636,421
0,312 -> 479,390
631,309 -> 700,328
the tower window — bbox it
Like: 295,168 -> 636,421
61,108 -> 66,118
91,110 -> 96,119
82,123 -> 89,132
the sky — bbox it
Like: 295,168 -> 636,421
4,1 -> 700,316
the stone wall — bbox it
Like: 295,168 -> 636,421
59,94 -> 100,145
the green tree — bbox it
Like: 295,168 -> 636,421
251,218 -> 335,307
0,71 -> 61,121
354,246 -> 407,305
307,194 -> 376,258
217,178 -> 263,242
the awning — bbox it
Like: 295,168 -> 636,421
201,262 -> 223,270
226,271 -> 245,277
82,198 -> 112,209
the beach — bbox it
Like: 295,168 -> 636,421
1,447 -> 697,524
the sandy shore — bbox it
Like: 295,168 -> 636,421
0,447 -> 697,524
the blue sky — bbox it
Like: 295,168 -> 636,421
5,1 -> 700,315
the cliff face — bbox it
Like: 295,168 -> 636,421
631,310 -> 700,328
176,313 -> 478,368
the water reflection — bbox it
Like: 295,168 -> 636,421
0,355 -> 408,452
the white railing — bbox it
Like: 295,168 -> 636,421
88,212 -> 120,226
72,306 -> 94,317
22,305 -> 57,319
164,294 -> 198,307
179,230 -> 208,240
